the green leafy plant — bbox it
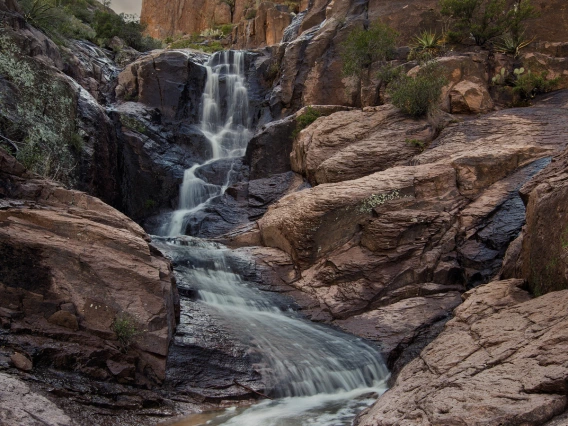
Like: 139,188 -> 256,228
112,314 -> 140,352
376,63 -> 404,85
93,11 -> 162,51
387,62 -> 447,117
292,107 -> 322,138
513,69 -> 559,100
405,138 -> 427,152
245,8 -> 257,19
439,0 -> 537,46
496,31 -> 534,57
340,21 -> 398,77
408,31 -> 443,62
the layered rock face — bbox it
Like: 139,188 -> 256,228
357,278 -> 568,426
141,0 -> 293,47
255,91 -> 568,372
0,149 -> 179,386
501,112 -> 568,295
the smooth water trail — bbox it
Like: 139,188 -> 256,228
154,237 -> 390,425
164,51 -> 252,237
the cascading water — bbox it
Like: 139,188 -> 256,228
154,50 -> 389,425
154,237 -> 389,425
164,50 -> 252,237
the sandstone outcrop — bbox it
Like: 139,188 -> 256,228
232,3 -> 293,49
0,148 -> 179,385
291,104 -> 434,185
141,0 -> 293,48
257,91 -> 568,368
357,279 -> 568,426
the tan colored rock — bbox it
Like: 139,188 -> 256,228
233,2 -> 293,48
357,279 -> 568,426
10,353 -> 32,372
0,149 -> 179,384
48,310 -> 79,331
449,80 -> 494,114
291,104 -> 434,185
259,92 -> 568,368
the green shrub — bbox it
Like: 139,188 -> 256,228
112,314 -> 140,352
245,8 -> 257,19
439,0 -> 537,46
217,24 -> 235,37
405,138 -> 427,151
93,11 -> 162,51
292,107 -> 322,138
340,21 -> 398,77
168,36 -> 223,53
376,63 -> 404,85
513,69 -> 559,100
387,62 -> 447,117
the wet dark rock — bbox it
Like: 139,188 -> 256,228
164,300 -> 265,402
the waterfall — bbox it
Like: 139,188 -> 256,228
154,237 -> 389,425
165,51 -> 252,237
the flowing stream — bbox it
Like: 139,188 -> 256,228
155,237 -> 389,425
155,51 -> 389,425
163,50 -> 252,236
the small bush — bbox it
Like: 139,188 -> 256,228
93,11 -> 162,51
217,24 -> 235,37
340,21 -> 398,77
292,107 -> 322,138
387,62 -> 447,117
513,70 -> 559,100
408,31 -> 443,62
245,8 -> 257,19
376,63 -> 404,85
112,314 -> 140,352
405,138 -> 427,152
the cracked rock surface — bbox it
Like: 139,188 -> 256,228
357,279 -> 568,426
0,372 -> 71,426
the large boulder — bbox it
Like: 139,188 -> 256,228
116,50 -> 208,123
257,91 -> 568,369
357,279 -> 568,426
291,104 -> 435,185
0,149 -> 179,385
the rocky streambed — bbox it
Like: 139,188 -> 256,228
2,0 -> 568,423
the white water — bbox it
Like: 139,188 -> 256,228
156,238 -> 389,425
165,51 -> 252,236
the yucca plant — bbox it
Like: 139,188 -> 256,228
20,0 -> 56,30
409,31 -> 442,62
413,31 -> 442,50
496,32 -> 534,57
